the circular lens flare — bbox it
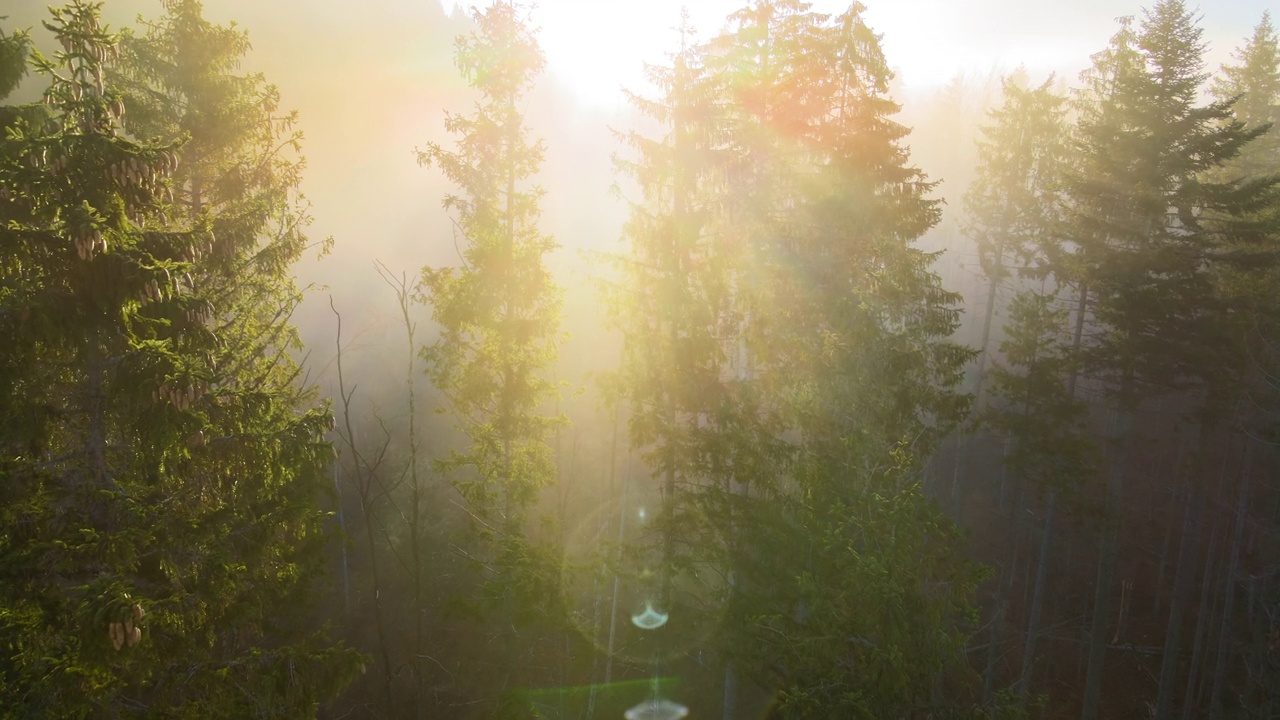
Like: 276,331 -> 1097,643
630,601 -> 669,630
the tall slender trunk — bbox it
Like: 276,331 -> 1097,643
361,489 -> 395,712
1156,429 -> 1222,719
1181,490 -> 1222,720
1209,438 -> 1252,718
1081,401 -> 1129,720
332,303 -> 394,712
334,463 -> 350,612
1018,279 -> 1086,707
723,653 -> 739,720
403,298 -> 425,720
1066,283 -> 1088,399
601,411 -> 626,692
952,245 -> 1006,517
1018,490 -> 1056,703
983,479 -> 1025,703
1155,430 -> 1187,617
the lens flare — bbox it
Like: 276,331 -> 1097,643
630,601 -> 669,630
624,698 -> 689,720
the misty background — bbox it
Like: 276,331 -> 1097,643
4,0 -> 1271,385
6,2 -> 1279,717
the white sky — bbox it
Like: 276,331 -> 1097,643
508,0 -> 1276,107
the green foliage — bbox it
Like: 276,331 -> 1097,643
417,0 -> 564,529
611,2 -> 989,715
0,3 -> 359,716
413,2 -> 567,710
983,291 -> 1096,502
963,74 -> 1068,283
1065,0 -> 1280,408
1211,11 -> 1280,180
731,462 -> 993,718
0,23 -> 29,101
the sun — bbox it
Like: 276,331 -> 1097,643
527,0 -> 930,110
533,1 -> 677,109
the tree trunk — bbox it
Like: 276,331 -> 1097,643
85,341 -> 109,497
1155,427 -> 1187,617
1018,489 -> 1056,704
1181,493 -> 1222,720
601,414 -> 627,691
984,477 -> 1025,703
1081,405 -> 1128,720
1154,453 -> 1208,718
1209,438 -> 1252,718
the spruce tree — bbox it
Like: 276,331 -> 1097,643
962,74 -> 1068,400
981,290 -> 1096,702
961,73 -> 1081,707
1062,3 -> 1279,717
415,0 -> 565,705
1210,11 -> 1280,180
0,3 -> 360,717
740,7 -> 988,715
613,3 -> 996,715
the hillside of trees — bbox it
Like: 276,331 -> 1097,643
2,1 -> 1279,719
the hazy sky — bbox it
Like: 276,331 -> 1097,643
5,0 -> 1277,371
521,0 -> 1276,105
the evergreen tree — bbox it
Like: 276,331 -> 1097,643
1211,11 -> 1280,180
735,7 -> 989,715
0,3 -> 360,717
415,0 -> 566,706
609,12 -> 724,593
610,3 -> 998,715
960,73 -> 1077,707
0,21 -> 30,107
962,73 -> 1068,398
980,290 -> 1096,703
1061,3 -> 1279,717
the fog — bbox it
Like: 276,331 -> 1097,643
4,0 -> 1270,377
6,1 -> 1279,716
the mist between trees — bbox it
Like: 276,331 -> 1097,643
2,1 -> 1280,719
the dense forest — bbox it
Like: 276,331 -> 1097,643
2,1 -> 1279,718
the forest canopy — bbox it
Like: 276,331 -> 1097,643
2,1 -> 1279,719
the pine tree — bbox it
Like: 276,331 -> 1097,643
615,3 -> 998,716
1062,3 -> 1279,717
960,73 -> 1077,706
962,73 -> 1068,400
981,290 -> 1096,702
1210,11 -> 1280,180
415,0 -> 566,705
0,3 -> 360,716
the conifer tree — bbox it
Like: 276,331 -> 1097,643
415,0 -> 565,704
960,73 -> 1078,706
734,7 -> 989,715
609,13 -> 724,589
962,74 -> 1068,401
1211,11 -> 1280,180
418,0 -> 561,531
981,290 -> 1096,702
606,19 -> 743,719
1061,3 -> 1279,716
0,22 -> 30,108
612,3 -> 997,715
0,3 -> 360,716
